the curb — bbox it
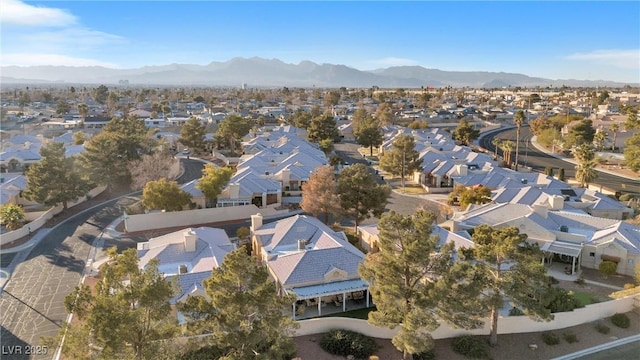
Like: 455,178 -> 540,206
550,333 -> 640,360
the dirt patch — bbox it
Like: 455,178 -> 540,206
294,311 -> 640,360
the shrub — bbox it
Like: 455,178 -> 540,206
595,323 -> 610,334
546,276 -> 559,285
611,313 -> 631,328
543,287 -> 579,313
574,277 -> 585,286
509,307 -> 524,316
319,329 -> 379,359
562,332 -> 579,343
599,261 -> 618,277
619,194 -> 633,202
414,349 -> 436,360
623,283 -> 636,290
451,335 -> 490,359
541,332 -> 560,345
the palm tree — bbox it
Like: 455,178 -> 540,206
491,137 -> 501,159
513,110 -> 526,171
500,140 -> 514,168
610,123 -> 619,152
575,160 -> 598,188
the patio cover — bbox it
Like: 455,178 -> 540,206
289,279 -> 369,300
541,241 -> 582,258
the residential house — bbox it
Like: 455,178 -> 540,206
250,213 -> 370,318
137,227 -> 235,305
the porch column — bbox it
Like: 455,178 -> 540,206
366,289 -> 370,308
317,296 -> 321,316
292,303 -> 296,320
342,292 -> 346,312
571,255 -> 576,275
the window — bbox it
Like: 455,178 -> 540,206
589,252 -> 595,257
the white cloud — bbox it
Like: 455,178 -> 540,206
1,0 -> 76,27
0,53 -> 118,68
370,57 -> 421,67
23,28 -> 126,48
565,49 -> 640,69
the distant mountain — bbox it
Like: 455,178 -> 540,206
1,57 -> 635,88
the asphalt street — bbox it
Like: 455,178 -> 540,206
0,159 -> 204,360
479,126 -> 640,194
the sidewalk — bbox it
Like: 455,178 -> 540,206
531,136 -> 639,181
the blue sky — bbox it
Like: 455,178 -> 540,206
1,1 -> 639,83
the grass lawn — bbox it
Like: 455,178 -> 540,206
319,306 -> 376,320
392,184 -> 427,195
572,291 -> 599,307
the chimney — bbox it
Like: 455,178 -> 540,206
297,239 -> 306,251
456,164 -> 468,177
532,203 -> 548,218
549,195 -> 564,211
183,229 -> 197,252
281,168 -> 291,185
229,183 -> 240,199
251,213 -> 263,231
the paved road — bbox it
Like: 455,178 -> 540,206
0,159 -> 204,360
479,126 -> 640,194
563,339 -> 640,360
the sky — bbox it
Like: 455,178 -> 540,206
1,0 -> 639,83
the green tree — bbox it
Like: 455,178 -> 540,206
23,142 -> 90,210
307,113 -> 339,143
18,92 -> 30,110
179,117 -> 206,151
573,144 -> 598,188
448,185 -> 492,209
599,261 -> 618,277
196,165 -> 233,207
624,108 -> 639,130
94,85 -> 109,104
355,125 -> 383,157
500,140 -> 514,167
319,138 -> 333,154
215,114 -> 253,154
61,248 -> 177,360
56,99 -> 71,115
337,164 -> 391,231
73,131 -> 87,145
610,123 -> 620,151
624,133 -> 640,172
565,119 -> 595,149
350,108 -> 371,135
557,168 -> 566,182
593,130 -> 607,151
79,116 -> 153,189
452,118 -> 480,146
141,178 -> 192,212
0,203 -> 25,231
324,90 -> 341,108
359,210 -> 479,360
544,167 -> 555,177
300,165 -> 341,224
375,102 -> 394,126
379,134 -> 423,188
513,110 -> 526,171
178,249 -> 298,359
463,225 -> 552,346
407,120 -> 429,129
290,109 -> 312,130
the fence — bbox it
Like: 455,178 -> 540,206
123,204 -> 289,233
1,185 -> 107,246
295,294 -> 638,339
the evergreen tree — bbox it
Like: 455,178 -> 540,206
460,225 -> 552,346
307,113 -> 339,143
359,210 -> 480,360
557,167 -> 566,182
0,203 -> 25,230
337,164 -> 390,231
179,117 -> 206,151
353,110 -> 383,156
452,118 -> 480,146
23,142 -> 90,210
59,248 -> 178,360
215,115 -> 253,154
141,178 -> 193,212
379,134 -> 423,188
624,133 -> 640,172
300,165 -> 341,224
196,165 -> 233,207
178,249 -> 298,359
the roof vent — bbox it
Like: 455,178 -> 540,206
521,179 -> 528,184
179,264 -> 188,274
297,239 -> 306,250
560,225 -> 568,233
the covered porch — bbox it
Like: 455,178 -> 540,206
541,241 -> 583,277
288,279 -> 372,320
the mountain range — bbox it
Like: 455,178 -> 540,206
1,57 -> 634,88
